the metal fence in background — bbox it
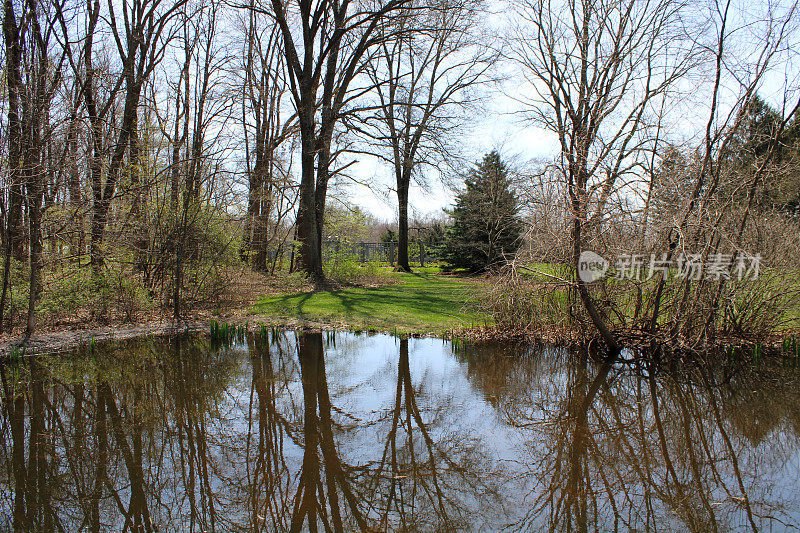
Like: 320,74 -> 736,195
321,240 -> 431,267
259,240 -> 434,272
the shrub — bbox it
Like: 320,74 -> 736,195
484,262 -> 573,335
4,258 -> 30,326
37,264 -> 93,321
720,270 -> 800,339
29,261 -> 154,325
148,202 -> 242,310
105,266 -> 153,321
324,245 -> 387,285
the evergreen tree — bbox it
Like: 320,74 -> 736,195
724,96 -> 800,211
440,151 -> 523,272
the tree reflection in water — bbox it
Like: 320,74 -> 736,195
1,333 -> 799,531
365,337 -> 503,530
290,331 -> 368,531
492,345 -> 800,532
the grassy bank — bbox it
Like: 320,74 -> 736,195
251,268 -> 491,335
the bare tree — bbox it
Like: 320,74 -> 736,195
1,0 -> 68,336
645,0 -> 799,343
363,0 -> 496,271
80,0 -> 187,272
239,12 -> 297,271
265,0 -> 411,282
508,0 -> 694,350
1,0 -> 29,332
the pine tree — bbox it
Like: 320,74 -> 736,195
440,151 -> 522,272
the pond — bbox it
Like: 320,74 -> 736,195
1,330 -> 799,531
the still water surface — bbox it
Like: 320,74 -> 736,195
1,331 -> 799,531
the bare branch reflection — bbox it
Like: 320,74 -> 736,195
502,347 -> 800,531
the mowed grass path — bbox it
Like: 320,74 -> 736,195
251,269 -> 491,334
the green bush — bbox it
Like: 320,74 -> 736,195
147,202 -> 242,309
324,245 -> 386,285
37,263 -> 153,323
37,264 -> 92,320
4,258 -> 30,325
106,266 -> 154,320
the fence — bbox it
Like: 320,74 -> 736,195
321,240 -> 431,267
260,240 -> 434,271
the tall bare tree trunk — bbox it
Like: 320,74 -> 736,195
66,114 -> 84,261
130,114 -> 150,279
397,175 -> 411,272
1,0 -> 26,332
295,105 -> 323,279
25,169 -> 43,337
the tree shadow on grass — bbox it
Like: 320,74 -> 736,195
259,274 -> 473,323
258,290 -> 317,317
324,288 -> 465,320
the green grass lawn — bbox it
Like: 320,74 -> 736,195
251,268 -> 491,335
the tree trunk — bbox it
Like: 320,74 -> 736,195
243,171 -> 261,264
130,116 -> 149,278
255,177 -> 272,271
7,185 -> 25,261
295,105 -> 323,280
89,197 -> 109,272
396,172 -> 411,272
1,0 -> 24,332
3,0 -> 25,262
571,191 -> 621,354
314,140 -> 331,271
89,57 -> 142,271
245,142 -> 270,271
67,115 -> 83,261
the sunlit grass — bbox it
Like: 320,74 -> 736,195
251,269 -> 491,334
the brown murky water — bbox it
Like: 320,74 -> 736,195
1,331 -> 799,531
